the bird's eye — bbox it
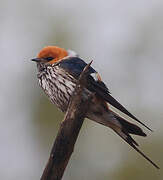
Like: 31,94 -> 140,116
45,57 -> 53,61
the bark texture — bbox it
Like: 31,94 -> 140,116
41,61 -> 93,180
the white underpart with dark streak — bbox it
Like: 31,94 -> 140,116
37,64 -> 76,112
36,62 -> 121,128
34,47 -> 160,169
36,62 -> 121,126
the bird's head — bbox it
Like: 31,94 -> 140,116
31,46 -> 78,64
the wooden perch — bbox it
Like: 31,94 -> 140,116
41,61 -> 93,180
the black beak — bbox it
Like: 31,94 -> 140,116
31,58 -> 46,62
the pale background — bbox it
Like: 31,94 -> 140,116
0,0 -> 163,179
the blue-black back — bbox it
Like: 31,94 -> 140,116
58,57 -> 96,78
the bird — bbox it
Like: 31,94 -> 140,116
31,46 -> 159,169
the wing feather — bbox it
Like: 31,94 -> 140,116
58,57 -> 152,131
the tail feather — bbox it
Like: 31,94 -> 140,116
114,128 -> 160,169
87,100 -> 159,169
115,114 -> 147,137
106,110 -> 159,169
101,93 -> 153,131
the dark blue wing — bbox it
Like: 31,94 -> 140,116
58,57 -> 152,131
58,57 -> 96,78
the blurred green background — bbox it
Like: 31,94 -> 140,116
1,0 -> 163,179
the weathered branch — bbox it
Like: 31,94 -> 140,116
41,61 -> 93,180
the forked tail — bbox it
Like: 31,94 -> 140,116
112,113 -> 159,169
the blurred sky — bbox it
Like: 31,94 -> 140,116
0,0 -> 163,179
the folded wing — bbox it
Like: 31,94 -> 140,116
58,57 -> 152,131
